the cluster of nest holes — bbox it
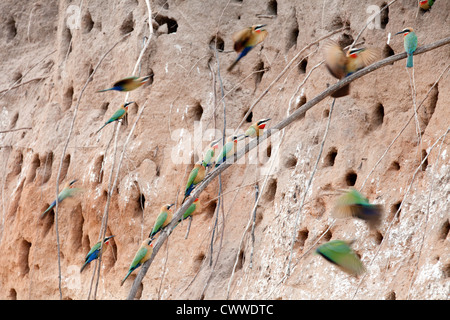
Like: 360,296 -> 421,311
344,170 -> 357,186
267,0 -> 277,16
370,103 -> 385,130
294,227 -> 309,251
6,16 -> 17,40
92,154 -> 104,185
385,290 -> 396,300
298,57 -> 308,74
188,102 -> 203,122
420,149 -> 429,171
82,11 -> 94,34
154,15 -> 178,34
25,151 -> 54,185
389,200 -> 402,224
63,85 -> 74,111
254,60 -> 265,89
243,109 -> 253,123
120,12 -> 135,35
285,9 -> 299,52
324,147 -> 338,167
18,239 -> 32,276
193,251 -> 206,273
263,178 -> 277,202
389,160 -> 400,171
439,219 -> 449,241
421,83 -> 439,128
209,35 -> 224,52
284,154 -> 298,169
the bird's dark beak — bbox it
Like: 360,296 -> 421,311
69,179 -> 78,186
168,203 -> 175,209
395,31 -> 405,35
105,235 -> 115,242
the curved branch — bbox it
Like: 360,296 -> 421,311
126,36 -> 450,300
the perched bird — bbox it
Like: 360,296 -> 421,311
80,235 -> 115,273
332,188 -> 383,230
214,134 -> 246,168
316,240 -> 366,276
244,118 -> 271,138
97,75 -> 152,92
323,40 -> 379,97
178,198 -> 201,223
120,238 -> 153,286
202,139 -> 221,167
227,24 -> 268,72
149,204 -> 175,239
419,0 -> 435,10
182,162 -> 206,204
41,179 -> 80,218
95,101 -> 134,134
395,28 -> 417,68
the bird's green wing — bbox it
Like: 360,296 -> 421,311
130,247 -> 148,269
203,149 -> 215,167
317,240 -> 365,276
113,77 -> 138,88
217,142 -> 233,163
110,108 -> 127,121
185,167 -> 199,192
152,212 -> 168,234
85,241 -> 101,260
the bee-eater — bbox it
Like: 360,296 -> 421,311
332,188 -> 383,230
80,235 -> 115,273
97,75 -> 152,92
182,162 -> 206,204
95,101 -> 134,134
323,40 -> 379,97
227,24 -> 268,72
214,134 -> 246,167
41,179 -> 80,218
120,238 -> 153,286
149,204 -> 175,239
203,139 -> 221,168
419,0 -> 434,10
244,118 -> 271,138
316,240 -> 366,276
395,28 -> 417,68
178,198 -> 201,223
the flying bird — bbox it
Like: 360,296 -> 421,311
323,40 -> 379,97
97,75 -> 152,92
41,179 -> 80,218
332,188 -> 383,230
228,24 -> 268,72
316,239 -> 366,276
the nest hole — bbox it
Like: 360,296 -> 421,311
324,148 -> 337,167
344,171 -> 357,186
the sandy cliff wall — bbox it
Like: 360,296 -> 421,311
0,0 -> 448,300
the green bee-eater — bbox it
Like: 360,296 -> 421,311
332,188 -> 383,229
80,235 -> 115,273
214,134 -> 246,168
324,40 -> 379,97
121,238 -> 153,286
228,24 -> 268,72
244,118 -> 271,138
96,101 -> 134,134
97,75 -> 152,92
316,240 -> 366,276
419,0 -> 434,10
41,179 -> 80,218
396,28 -> 417,68
182,162 -> 206,204
149,204 -> 175,239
